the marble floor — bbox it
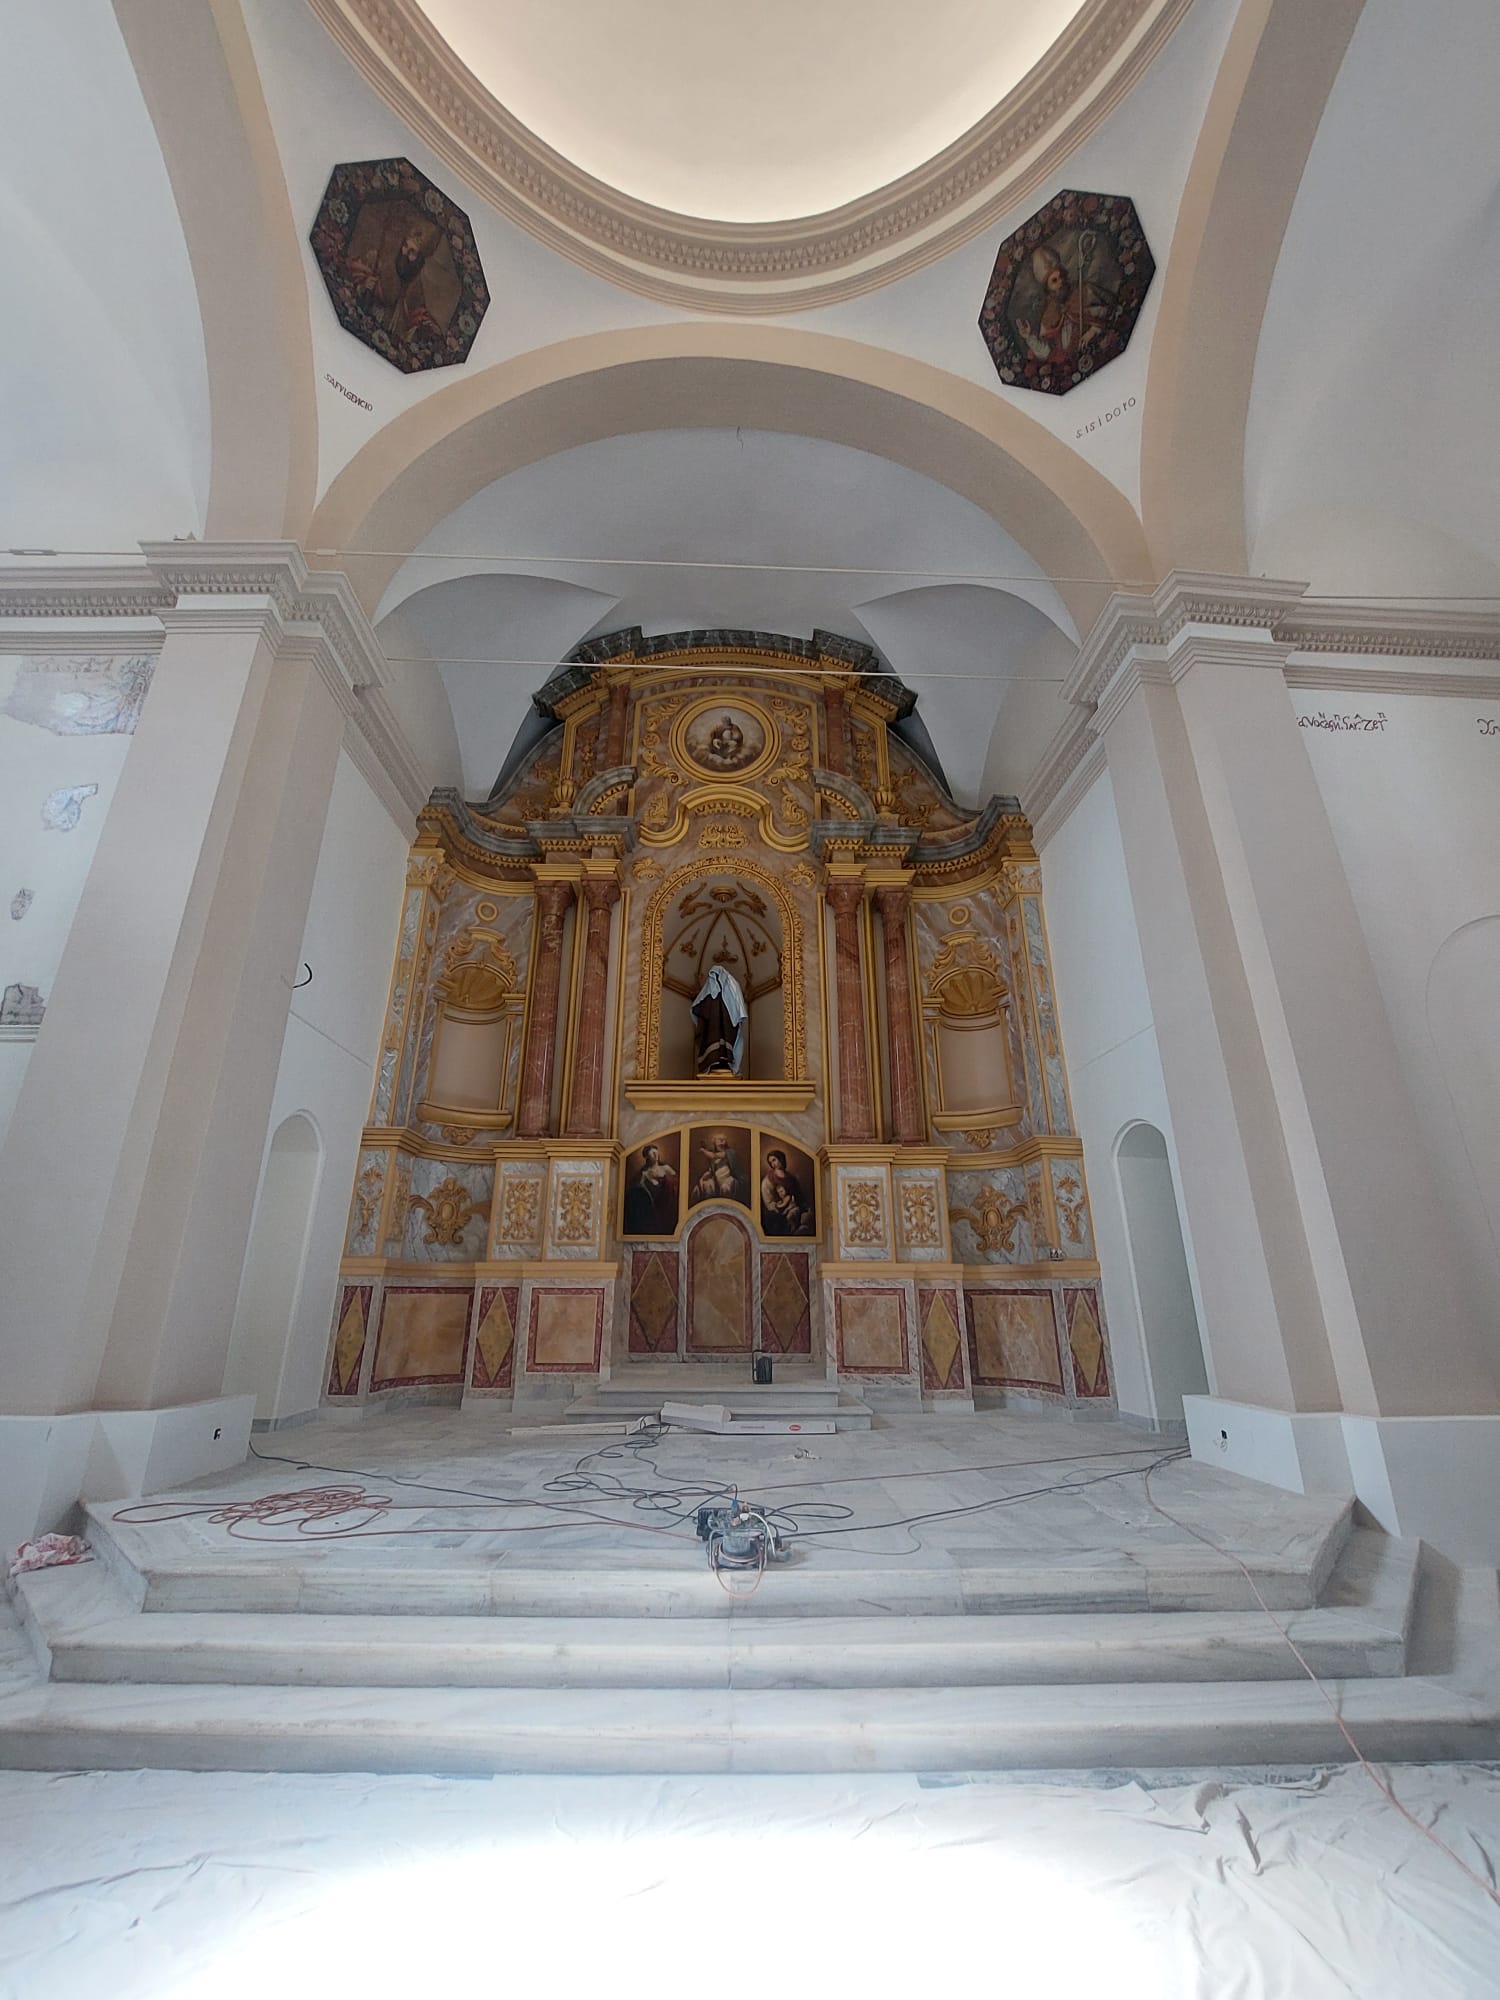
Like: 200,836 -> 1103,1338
1,1759 -> 1498,1999
4,1407 -> 1497,1778
106,1405 -> 1337,1577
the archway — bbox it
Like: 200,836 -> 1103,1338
223,1113 -> 322,1420
307,325 -> 1150,636
1115,1121 -> 1207,1422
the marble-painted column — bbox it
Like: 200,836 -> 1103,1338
1084,576 -> 1499,1419
827,874 -> 876,1143
602,678 -> 630,770
0,548 -> 364,1415
517,878 -> 575,1138
874,884 -> 924,1146
564,872 -> 621,1139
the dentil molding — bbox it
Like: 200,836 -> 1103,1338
306,0 -> 1191,312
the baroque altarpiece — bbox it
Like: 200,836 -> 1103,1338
325,633 -> 1112,1412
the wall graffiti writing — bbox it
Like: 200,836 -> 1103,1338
1074,394 -> 1136,440
324,373 -> 373,411
1297,711 -> 1388,733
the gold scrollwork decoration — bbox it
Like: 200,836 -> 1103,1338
950,1184 -> 1027,1256
409,1175 -> 483,1246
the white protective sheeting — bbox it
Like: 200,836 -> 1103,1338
0,1762 -> 1497,1999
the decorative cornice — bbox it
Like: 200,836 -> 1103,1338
1022,713 -> 1108,847
0,564 -> 172,622
2,544 -> 430,833
1030,575 -> 1500,843
305,0 -> 1191,313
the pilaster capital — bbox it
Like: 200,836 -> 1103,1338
1068,571 -> 1310,713
580,872 -> 621,915
824,873 -> 867,919
872,881 -> 913,925
140,541 -> 391,701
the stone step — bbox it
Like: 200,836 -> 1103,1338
16,1558 -> 1412,1690
0,1562 -> 1495,1776
78,1500 -> 1362,1621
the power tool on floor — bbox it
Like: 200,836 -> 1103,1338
694,1494 -> 790,1575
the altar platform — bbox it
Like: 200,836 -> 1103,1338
3,1409 -> 1498,1775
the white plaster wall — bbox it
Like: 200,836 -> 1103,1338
1291,685 -> 1500,1330
0,657 -> 145,1147
1039,767 -> 1207,1421
234,751 -> 410,1421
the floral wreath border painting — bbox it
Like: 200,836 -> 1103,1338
310,157 -> 490,374
978,189 -> 1155,396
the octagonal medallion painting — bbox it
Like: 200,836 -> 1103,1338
978,190 -> 1154,396
309,157 -> 489,374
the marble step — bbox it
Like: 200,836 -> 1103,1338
16,1558 -> 1413,1689
0,1561 -> 1495,1775
80,1500 -> 1358,1620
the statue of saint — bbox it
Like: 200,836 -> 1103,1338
691,965 -> 747,1077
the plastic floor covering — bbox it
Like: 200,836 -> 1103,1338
1,1759 -> 1498,1999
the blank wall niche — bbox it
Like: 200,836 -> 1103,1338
224,1113 -> 322,1420
1115,1121 -> 1207,1422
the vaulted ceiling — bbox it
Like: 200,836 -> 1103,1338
2,0 -> 1495,820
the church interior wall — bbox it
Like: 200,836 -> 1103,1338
1038,764 -> 1206,1424
238,750 -> 411,1423
0,652 -> 158,1151
1291,683 -> 1500,1336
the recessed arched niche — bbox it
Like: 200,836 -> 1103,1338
420,924 -> 525,1129
629,856 -> 812,1115
656,872 -> 784,1080
923,925 -> 1022,1135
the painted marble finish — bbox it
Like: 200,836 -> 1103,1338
518,880 -> 572,1137
564,874 -> 620,1138
401,1157 -> 492,1262
874,885 -> 923,1146
827,877 -> 875,1142
345,1148 -> 390,1257
947,1165 -> 1033,1264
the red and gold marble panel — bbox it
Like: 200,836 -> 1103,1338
918,1285 -> 966,1394
326,1283 -> 373,1396
686,1211 -> 753,1351
1065,1284 -> 1111,1399
759,1249 -> 812,1355
372,1284 -> 470,1389
629,1247 -> 680,1354
526,1286 -> 606,1372
834,1285 -> 910,1375
470,1283 -> 519,1391
966,1287 -> 1064,1392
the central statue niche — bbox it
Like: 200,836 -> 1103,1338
657,876 -> 784,1080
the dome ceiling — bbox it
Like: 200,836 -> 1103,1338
414,0 -> 1088,222
308,0 -> 1190,308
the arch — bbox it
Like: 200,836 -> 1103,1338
1113,1119 -> 1207,1422
115,0 -> 317,539
1137,0 -> 1365,575
223,1112 -> 323,1419
637,857 -> 807,1083
1426,918 -> 1500,1304
306,325 -> 1152,636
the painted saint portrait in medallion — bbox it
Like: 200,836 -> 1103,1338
680,703 -> 768,777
